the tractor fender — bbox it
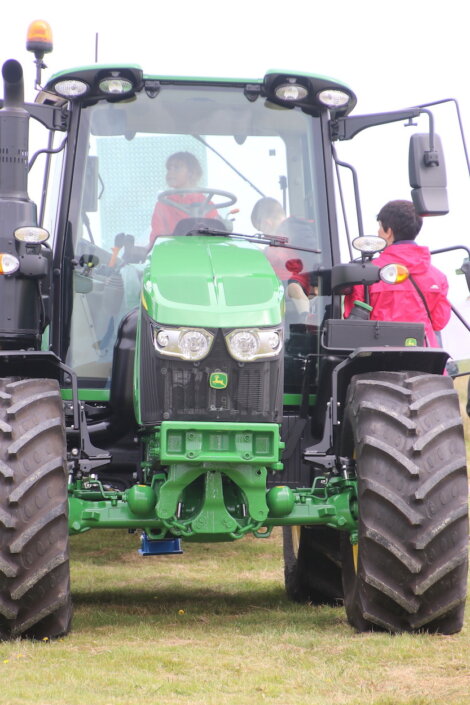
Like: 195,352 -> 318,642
330,346 -> 449,435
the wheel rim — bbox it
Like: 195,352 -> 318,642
291,526 -> 301,558
352,543 -> 359,573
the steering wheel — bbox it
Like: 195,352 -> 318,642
157,188 -> 237,217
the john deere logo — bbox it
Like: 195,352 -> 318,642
210,372 -> 228,389
405,338 -> 418,347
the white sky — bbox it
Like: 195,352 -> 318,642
2,0 -> 470,354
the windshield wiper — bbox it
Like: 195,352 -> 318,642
185,227 -> 321,253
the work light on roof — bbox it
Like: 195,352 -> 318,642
317,89 -> 350,108
53,79 -> 89,98
98,77 -> 134,95
274,79 -> 309,102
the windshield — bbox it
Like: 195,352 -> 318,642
63,83 -> 332,394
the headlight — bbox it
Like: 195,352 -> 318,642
53,79 -> 89,98
225,328 -> 283,362
153,326 -> 214,361
14,226 -> 50,244
274,80 -> 309,102
317,89 -> 351,108
352,235 -> 387,255
98,77 -> 134,95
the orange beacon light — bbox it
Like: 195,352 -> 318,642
26,20 -> 53,56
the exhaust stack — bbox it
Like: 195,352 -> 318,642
0,60 -> 32,203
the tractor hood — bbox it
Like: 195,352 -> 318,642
142,235 -> 284,328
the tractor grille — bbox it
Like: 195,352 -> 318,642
139,312 -> 283,425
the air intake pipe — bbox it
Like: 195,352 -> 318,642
0,59 -> 48,348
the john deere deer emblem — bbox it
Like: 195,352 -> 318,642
209,372 -> 228,389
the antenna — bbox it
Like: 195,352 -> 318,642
95,33 -> 99,63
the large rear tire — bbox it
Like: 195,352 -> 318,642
283,525 -> 343,605
341,371 -> 468,634
0,378 -> 72,640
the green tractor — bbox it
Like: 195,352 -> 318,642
0,21 -> 468,640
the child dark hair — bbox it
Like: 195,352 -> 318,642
377,200 -> 423,241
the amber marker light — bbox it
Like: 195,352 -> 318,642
0,254 -> 20,275
379,263 -> 409,284
26,20 -> 53,55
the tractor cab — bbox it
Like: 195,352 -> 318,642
39,68 -> 353,432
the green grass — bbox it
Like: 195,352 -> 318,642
1,528 -> 469,705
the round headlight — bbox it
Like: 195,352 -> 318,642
153,326 -> 214,360
98,78 -> 133,95
226,327 -> 283,362
54,79 -> 89,98
228,330 -> 260,361
267,331 -> 281,350
317,89 -> 350,108
156,330 -> 169,347
179,330 -> 211,360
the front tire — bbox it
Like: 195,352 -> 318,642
341,371 -> 468,634
0,378 -> 72,640
283,525 -> 343,605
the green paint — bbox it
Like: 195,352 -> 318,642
266,486 -> 296,517
68,474 -> 357,539
283,393 -> 317,406
141,236 -> 283,328
126,485 -> 157,516
61,388 -> 110,402
158,421 -> 284,467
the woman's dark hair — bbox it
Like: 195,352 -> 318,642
166,152 -> 203,184
377,199 -> 423,241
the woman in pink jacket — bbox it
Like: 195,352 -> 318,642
344,200 -> 451,347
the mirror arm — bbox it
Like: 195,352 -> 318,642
418,98 -> 470,177
419,108 -> 439,165
330,107 -> 422,141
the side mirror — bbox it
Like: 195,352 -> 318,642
409,133 -> 448,216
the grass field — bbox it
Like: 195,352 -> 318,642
0,378 -> 469,705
